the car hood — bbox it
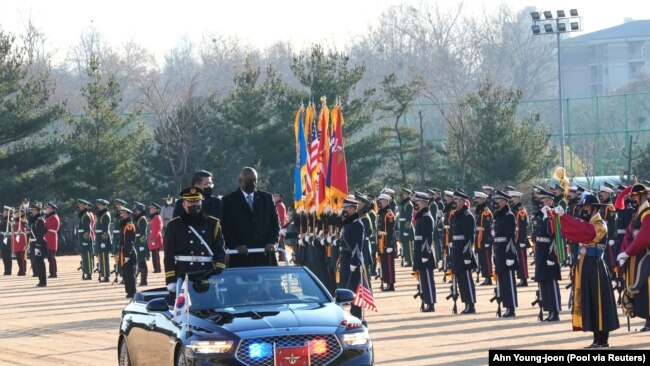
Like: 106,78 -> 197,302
193,302 -> 343,334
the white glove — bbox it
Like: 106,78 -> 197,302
279,228 -> 287,236
541,205 -> 551,216
546,260 -> 555,266
485,244 -> 490,248
123,257 -> 130,262
554,206 -> 564,216
301,236 -> 309,245
167,283 -> 177,292
100,244 -> 106,249
317,230 -> 323,239
421,258 -> 429,263
608,240 -> 615,247
35,248 -> 41,257
139,247 -> 144,251
403,232 -> 409,237
506,259 -> 515,267
386,248 -> 394,254
617,252 -> 629,267
350,265 -> 358,272
464,259 -> 471,265
519,243 -> 526,248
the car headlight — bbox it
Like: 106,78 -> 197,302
342,330 -> 370,346
187,340 -> 234,354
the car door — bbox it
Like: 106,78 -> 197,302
147,312 -> 175,365
125,311 -> 155,366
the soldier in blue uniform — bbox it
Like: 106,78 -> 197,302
533,189 -> 562,321
412,192 -> 436,312
112,198 -> 127,282
164,187 -> 226,292
492,190 -> 518,318
338,197 -> 364,318
450,191 -> 477,314
427,188 -> 444,268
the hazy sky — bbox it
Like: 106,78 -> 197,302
0,0 -> 648,64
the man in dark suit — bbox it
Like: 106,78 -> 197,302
221,167 -> 280,267
173,170 -> 222,219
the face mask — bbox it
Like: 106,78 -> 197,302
492,202 -> 500,210
202,186 -> 213,197
166,199 -> 173,205
450,202 -> 457,209
580,210 -> 591,220
188,205 -> 201,216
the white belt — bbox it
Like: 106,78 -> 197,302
399,218 -> 407,222
617,229 -> 626,234
536,237 -> 550,243
113,230 -> 120,234
29,239 -> 36,242
48,229 -> 57,233
135,234 -> 141,237
494,237 -> 507,243
174,255 -> 212,263
77,230 -> 84,233
95,230 -> 103,233
443,225 -> 450,229
453,235 -> 465,240
414,235 -> 423,240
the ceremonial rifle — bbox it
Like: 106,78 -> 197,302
531,289 -> 543,321
489,277 -> 502,317
445,273 -> 458,314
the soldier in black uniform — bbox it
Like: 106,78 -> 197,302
29,202 -> 48,287
482,185 -> 495,213
534,189 -> 562,321
376,193 -> 396,291
509,191 -> 529,287
473,192 -> 493,286
164,187 -> 226,293
598,186 -> 617,278
117,207 -> 137,298
412,192 -> 436,312
95,199 -> 112,283
338,198 -> 364,318
493,190 -> 518,318
450,191 -> 477,314
112,198 -> 127,282
397,188 -> 414,267
133,202 -> 149,286
441,190 -> 456,273
355,192 -> 375,289
427,188 -> 444,267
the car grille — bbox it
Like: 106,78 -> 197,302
235,334 -> 342,366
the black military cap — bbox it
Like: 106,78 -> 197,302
579,194 -> 604,206
603,181 -> 615,189
77,199 -> 89,205
401,188 -> 414,195
452,190 -> 470,200
413,191 -> 429,201
617,184 -> 627,191
342,198 -> 359,207
44,201 -> 58,210
30,201 -> 42,210
631,184 -> 649,196
354,193 -> 371,205
575,184 -> 586,193
493,190 -> 511,200
96,199 -> 109,206
149,202 -> 161,210
536,189 -> 555,199
114,198 -> 127,206
133,202 -> 146,212
180,187 -> 204,202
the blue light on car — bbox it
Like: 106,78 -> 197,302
248,342 -> 273,358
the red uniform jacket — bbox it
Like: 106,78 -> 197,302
621,203 -> 650,256
89,211 -> 96,243
276,202 -> 287,227
45,213 -> 60,251
148,213 -> 163,250
12,218 -> 27,252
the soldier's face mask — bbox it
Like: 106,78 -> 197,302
580,209 -> 591,220
187,203 -> 201,216
166,198 -> 173,205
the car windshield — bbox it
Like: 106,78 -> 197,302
184,267 -> 332,311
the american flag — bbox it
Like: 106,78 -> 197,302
306,122 -> 319,207
353,274 -> 377,312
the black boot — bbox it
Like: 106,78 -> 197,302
589,332 -> 609,348
480,277 -> 492,286
384,283 -> 395,292
640,319 -> 650,332
461,303 -> 476,314
422,303 -> 434,313
516,278 -> 528,287
545,311 -> 560,322
502,308 -> 516,318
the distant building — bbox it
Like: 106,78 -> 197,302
562,20 -> 650,98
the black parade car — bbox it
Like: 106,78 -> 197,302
117,265 -> 374,366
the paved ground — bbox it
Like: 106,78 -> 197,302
0,255 -> 647,366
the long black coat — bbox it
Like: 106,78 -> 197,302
450,205 -> 477,273
413,207 -> 435,271
493,205 -> 518,274
532,211 -> 561,281
221,188 -> 280,267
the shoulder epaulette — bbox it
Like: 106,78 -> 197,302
169,216 -> 180,223
207,215 -> 220,222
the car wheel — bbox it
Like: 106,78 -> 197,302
175,346 -> 187,366
118,339 -> 131,366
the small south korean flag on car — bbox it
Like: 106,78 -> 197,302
173,275 -> 192,323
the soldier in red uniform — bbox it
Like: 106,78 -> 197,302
43,202 -> 60,278
148,202 -> 163,273
12,209 -> 28,276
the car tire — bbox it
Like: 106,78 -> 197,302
118,339 -> 131,366
175,346 -> 187,366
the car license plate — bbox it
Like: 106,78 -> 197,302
274,345 -> 310,366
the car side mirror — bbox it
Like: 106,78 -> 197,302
146,298 -> 170,312
334,289 -> 355,304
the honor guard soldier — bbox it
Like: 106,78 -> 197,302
397,188 -> 415,267
29,202 -> 48,287
493,190 -> 519,318
482,185 -> 495,213
509,191 -> 529,287
427,188 -> 444,266
1,206 -> 12,275
412,192 -> 436,312
366,194 -> 379,277
338,197 -> 365,318
117,207 -> 137,298
43,202 -> 59,278
95,199 -> 112,282
376,193 -> 397,291
164,187 -> 226,293
534,189 -> 562,321
12,208 -> 28,276
148,203 -> 163,273
381,188 -> 397,213
86,201 -> 97,264
441,190 -> 456,275
133,202 -> 149,286
473,191 -> 493,286
112,198 -> 127,281
557,194 -> 618,348
597,186 -> 618,277
77,199 -> 94,280
355,193 -> 375,289
450,191 -> 477,314
618,184 -> 650,332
